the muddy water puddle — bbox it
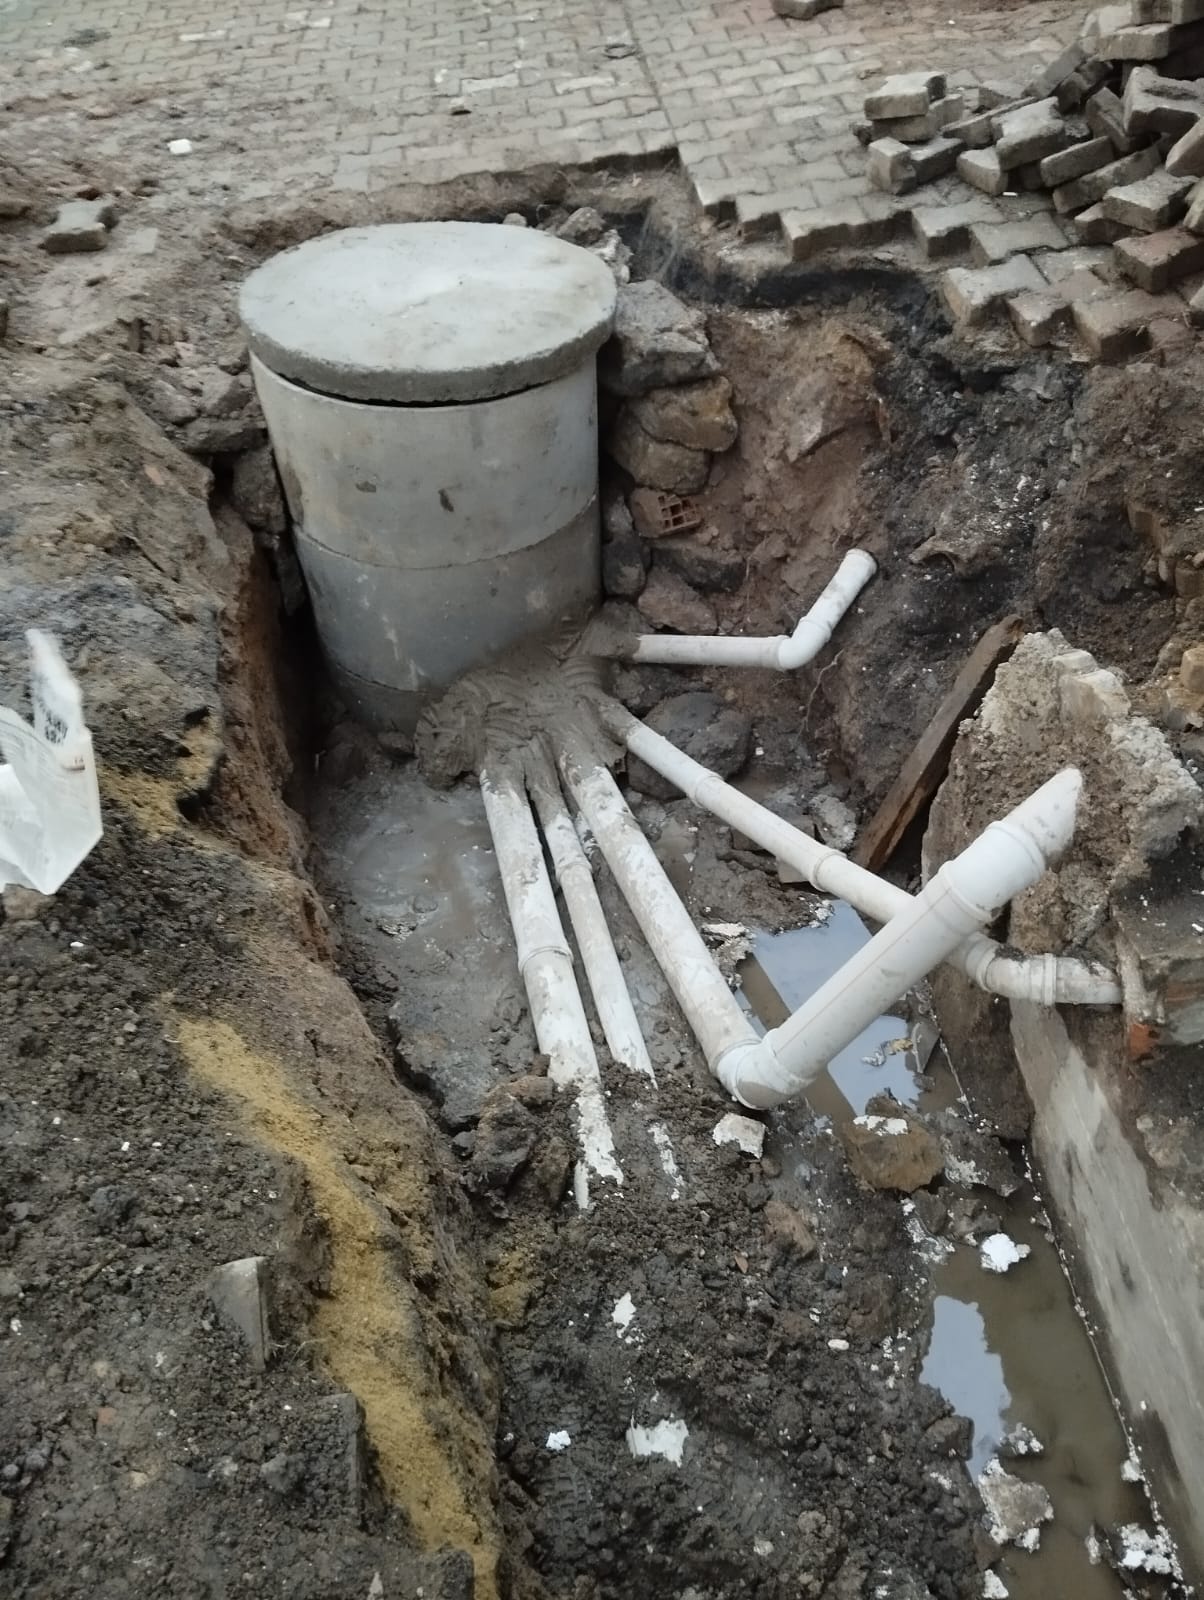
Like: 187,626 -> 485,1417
740,905 -> 1173,1600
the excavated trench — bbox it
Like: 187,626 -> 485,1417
5,174 -> 1203,1600
234,232 -> 1196,1600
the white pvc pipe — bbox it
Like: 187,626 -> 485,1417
527,755 -> 655,1082
604,704 -> 1120,1007
717,770 -> 1085,1108
554,733 -> 764,1081
616,550 -> 876,668
479,763 -> 622,1188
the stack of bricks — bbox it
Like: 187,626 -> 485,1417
918,0 -> 1204,354
862,72 -> 967,194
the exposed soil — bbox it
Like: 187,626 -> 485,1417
2,152 -> 1201,1600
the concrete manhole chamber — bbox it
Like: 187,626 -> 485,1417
240,222 -> 619,730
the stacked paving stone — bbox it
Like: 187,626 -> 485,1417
863,72 -> 971,195
851,4 -> 1204,356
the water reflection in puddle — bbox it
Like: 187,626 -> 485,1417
741,903 -> 1171,1600
738,901 -> 922,1117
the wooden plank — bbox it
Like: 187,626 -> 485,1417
851,614 -> 1025,872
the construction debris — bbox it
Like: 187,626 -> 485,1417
856,1 -> 1204,353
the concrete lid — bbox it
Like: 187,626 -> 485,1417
239,222 -> 618,403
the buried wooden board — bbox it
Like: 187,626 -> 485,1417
851,614 -> 1024,872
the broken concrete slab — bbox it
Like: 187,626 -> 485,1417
1101,168 -> 1195,229
941,254 -> 1046,324
40,197 -> 117,254
1114,223 -> 1204,285
978,1461 -> 1054,1550
208,1255 -> 273,1370
864,71 -> 946,120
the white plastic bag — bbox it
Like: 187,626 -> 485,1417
0,630 -> 102,895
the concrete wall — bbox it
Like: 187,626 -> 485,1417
1010,1002 -> 1204,1580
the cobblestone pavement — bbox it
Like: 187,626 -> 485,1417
0,0 -> 1087,227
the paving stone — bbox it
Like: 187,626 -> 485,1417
1039,135 -> 1115,186
1014,161 -> 1048,191
1114,224 -> 1204,286
1134,0 -> 1204,20
736,186 -> 818,238
1058,266 -> 1118,301
944,109 -> 997,148
957,146 -> 1008,196
1024,41 -> 1088,99
1035,244 -> 1117,280
873,95 -> 964,143
40,197 -> 117,254
1186,178 -> 1204,231
1072,286 -> 1167,356
911,199 -> 1002,257
868,137 -> 916,194
1073,201 -> 1132,241
1057,58 -> 1113,114
864,71 -> 946,120
1097,14 -> 1204,58
911,134 -> 963,184
941,254 -> 1046,325
1052,144 -> 1161,213
1007,287 -> 1072,344
1166,117 -> 1204,176
969,213 -> 1070,265
1123,64 -> 1204,137
1101,168 -> 1195,229
782,197 -> 905,261
993,97 -> 1069,169
1086,86 -> 1142,153
772,0 -> 843,16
